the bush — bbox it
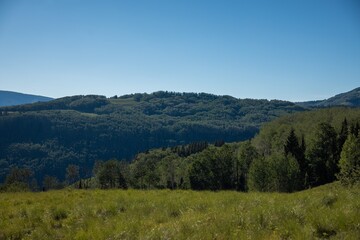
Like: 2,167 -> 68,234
52,208 -> 68,221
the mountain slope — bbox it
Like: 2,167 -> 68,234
319,87 -> 360,107
0,90 -> 53,107
0,91 -> 304,182
253,107 -> 360,157
297,87 -> 360,107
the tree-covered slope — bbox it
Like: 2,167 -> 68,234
253,107 -> 360,155
0,90 -> 53,107
0,91 -> 304,183
118,107 -> 360,193
297,87 -> 360,107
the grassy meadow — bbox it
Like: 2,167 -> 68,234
0,183 -> 359,239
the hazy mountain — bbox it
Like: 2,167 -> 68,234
0,90 -> 53,107
297,87 -> 360,108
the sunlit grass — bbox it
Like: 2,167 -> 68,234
0,182 -> 359,239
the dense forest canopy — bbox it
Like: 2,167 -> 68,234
1,91 -> 360,191
107,107 -> 360,192
0,92 -> 305,183
51,107 -> 358,193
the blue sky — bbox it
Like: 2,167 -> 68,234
0,0 -> 359,101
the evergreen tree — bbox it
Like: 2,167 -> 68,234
350,122 -> 360,137
214,144 -> 234,190
284,129 -> 307,189
284,128 -> 299,157
96,160 -> 127,189
309,123 -> 339,186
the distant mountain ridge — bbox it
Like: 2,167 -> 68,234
297,87 -> 360,108
1,87 -> 359,108
0,90 -> 53,107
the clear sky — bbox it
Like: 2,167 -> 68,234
0,0 -> 359,101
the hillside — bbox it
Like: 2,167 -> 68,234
0,90 -> 53,107
0,183 -> 359,239
297,87 -> 360,107
94,107 -> 359,192
0,91 -> 304,183
253,107 -> 360,155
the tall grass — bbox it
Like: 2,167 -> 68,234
0,182 -> 359,239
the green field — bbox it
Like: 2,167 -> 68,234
0,183 -> 359,239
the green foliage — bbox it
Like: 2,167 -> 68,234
247,153 -> 300,192
235,141 -> 258,191
268,154 -> 300,192
338,118 -> 349,150
65,164 -> 80,185
95,160 -> 128,189
0,182 -> 30,192
253,107 -> 360,156
5,167 -> 33,185
43,175 -> 62,191
297,87 -> 360,107
253,107 -> 360,190
156,155 -> 183,189
52,208 -> 68,221
130,149 -> 171,189
0,92 -> 303,183
309,123 -> 339,186
247,153 -> 301,193
1,97 -> 360,194
189,145 -> 235,190
284,129 -> 307,188
71,108 -> 359,193
1,167 -> 34,192
248,156 -> 270,192
337,134 -> 360,186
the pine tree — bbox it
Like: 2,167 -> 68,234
350,122 -> 359,137
309,123 -> 339,186
96,160 -> 127,189
284,129 -> 307,189
284,128 -> 299,157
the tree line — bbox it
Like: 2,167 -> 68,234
0,92 -> 305,184
2,117 -> 359,192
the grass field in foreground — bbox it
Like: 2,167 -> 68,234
0,183 -> 359,239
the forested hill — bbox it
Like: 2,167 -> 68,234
297,87 -> 360,108
0,90 -> 53,107
116,107 -> 360,192
0,91 -> 304,182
